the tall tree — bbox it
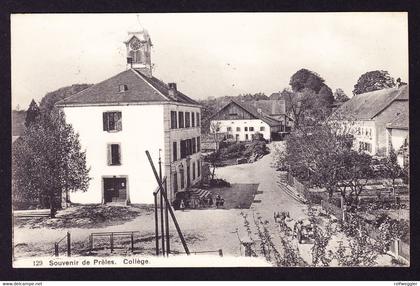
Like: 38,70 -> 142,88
290,68 -> 326,93
353,70 -> 396,95
24,99 -> 40,127
12,109 -> 90,216
333,88 -> 350,102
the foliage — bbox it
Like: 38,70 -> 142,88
39,84 -> 92,115
289,68 -> 326,93
284,122 -> 375,206
25,99 -> 40,128
209,178 -> 231,188
353,70 -> 396,95
12,109 -> 91,215
377,216 -> 410,251
333,88 -> 350,103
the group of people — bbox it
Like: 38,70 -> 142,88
178,194 -> 225,210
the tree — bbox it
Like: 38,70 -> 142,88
12,109 -> 90,216
333,88 -> 350,103
39,84 -> 92,115
290,68 -> 326,93
353,70 -> 396,95
25,99 -> 40,127
206,121 -> 223,180
378,148 -> 404,201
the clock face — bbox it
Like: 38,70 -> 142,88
130,40 -> 141,50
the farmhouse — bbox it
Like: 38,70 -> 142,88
56,28 -> 202,205
332,84 -> 408,157
209,100 -> 291,141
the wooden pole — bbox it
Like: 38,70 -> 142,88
54,243 -> 59,257
131,232 -> 134,253
165,180 -> 170,256
159,152 -> 166,256
67,232 -> 71,257
110,233 -> 114,253
146,151 -> 190,255
154,192 -> 159,256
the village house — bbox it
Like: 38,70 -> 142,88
208,100 -> 292,141
56,28 -> 202,205
386,105 -> 409,167
332,84 -> 408,158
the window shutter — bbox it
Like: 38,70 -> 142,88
116,112 -> 122,131
107,144 -> 111,165
103,113 -> 108,131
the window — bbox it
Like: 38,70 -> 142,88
178,112 -> 184,128
245,134 -> 249,140
197,136 -> 200,152
216,127 -> 220,132
180,140 -> 186,158
244,127 -> 248,131
191,113 -> 195,127
192,137 -> 196,154
227,127 -> 232,131
103,112 -> 122,132
185,112 -> 191,128
192,162 -> 196,180
196,112 -> 200,126
129,50 -> 142,63
229,113 -> 238,116
180,169 -> 185,189
236,127 -> 241,131
197,160 -> 201,177
171,111 -> 177,129
173,142 -> 177,162
260,126 -> 265,131
227,134 -> 234,139
119,84 -> 128,92
173,171 -> 178,192
108,144 -> 121,165
249,127 -> 254,132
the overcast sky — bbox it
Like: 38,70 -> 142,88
11,13 -> 408,109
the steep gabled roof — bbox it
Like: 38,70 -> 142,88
250,100 -> 286,115
331,85 -> 408,121
387,103 -> 409,130
56,69 -> 199,106
210,100 -> 282,127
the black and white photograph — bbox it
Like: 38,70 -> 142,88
10,12 -> 410,268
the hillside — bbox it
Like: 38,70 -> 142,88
12,110 -> 26,136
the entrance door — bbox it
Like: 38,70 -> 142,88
187,165 -> 191,188
104,177 -> 127,203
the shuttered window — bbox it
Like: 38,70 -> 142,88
196,112 -> 200,126
185,112 -> 190,128
173,171 -> 178,192
171,111 -> 177,129
103,112 -> 122,132
192,162 -> 196,180
178,112 -> 184,128
197,160 -> 201,177
173,142 -> 177,162
191,113 -> 195,127
107,144 -> 121,165
197,136 -> 201,152
192,137 -> 196,154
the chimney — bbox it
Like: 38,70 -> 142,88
168,83 -> 177,98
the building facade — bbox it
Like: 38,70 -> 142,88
209,100 -> 285,141
57,28 -> 201,205
333,85 -> 408,157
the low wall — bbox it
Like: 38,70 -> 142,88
287,173 -> 327,204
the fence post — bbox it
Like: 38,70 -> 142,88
89,234 -> 93,252
131,232 -> 134,253
218,249 -> 223,257
154,192 -> 159,256
54,242 -> 59,257
110,233 -> 114,253
67,232 -> 71,257
395,239 -> 400,258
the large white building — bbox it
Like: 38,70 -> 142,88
57,28 -> 202,205
209,100 -> 290,141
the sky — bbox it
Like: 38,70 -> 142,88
11,13 -> 408,109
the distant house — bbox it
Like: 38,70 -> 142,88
208,100 -> 291,141
56,27 -> 202,205
332,85 -> 408,157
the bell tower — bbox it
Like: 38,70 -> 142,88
124,28 -> 153,77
